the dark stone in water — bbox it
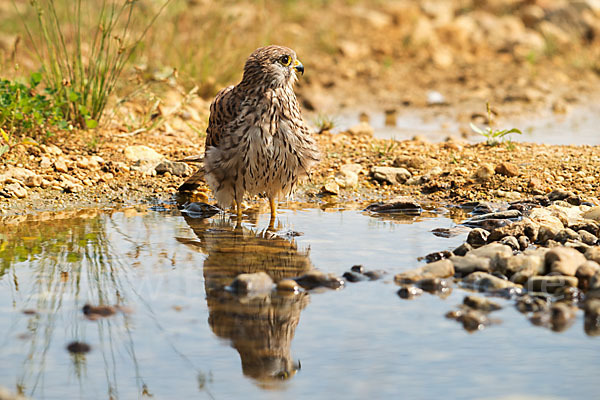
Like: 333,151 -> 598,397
363,270 -> 386,280
397,286 -> 423,299
453,243 -> 473,257
516,294 -> 550,313
83,304 -> 116,319
584,299 -> 600,336
67,341 -> 91,354
180,202 -> 221,218
424,250 -> 452,263
463,295 -> 501,312
295,270 -> 344,290
351,265 -> 364,274
417,277 -> 451,293
467,228 -> 490,247
508,201 -> 540,213
471,202 -> 495,215
343,271 -> 366,283
365,199 -> 422,215
432,227 -> 465,238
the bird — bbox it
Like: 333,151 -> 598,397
179,45 -> 320,225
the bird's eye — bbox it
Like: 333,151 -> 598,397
279,55 -> 291,66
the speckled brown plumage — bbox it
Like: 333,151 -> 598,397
180,45 -> 319,220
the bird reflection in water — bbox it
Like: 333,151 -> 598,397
181,213 -> 313,385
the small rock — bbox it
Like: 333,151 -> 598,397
583,206 -> 600,221
365,198 -> 421,214
343,271 -> 366,282
466,228 -> 490,247
584,299 -> 600,336
578,230 -> 598,245
576,261 -> 600,290
424,250 -> 452,263
40,156 -> 52,169
518,235 -> 531,250
450,254 -> 491,276
276,279 -> 301,292
320,180 -> 340,195
66,341 -> 91,354
3,183 -> 27,199
426,90 -> 446,106
516,294 -> 549,313
397,286 -> 423,299
554,228 -> 580,243
155,160 -> 191,177
83,304 -> 117,320
495,162 -> 519,177
76,157 -> 91,169
550,302 -> 576,332
181,202 -> 221,218
545,247 -> 587,276
499,235 -> 520,250
395,259 -> 455,283
124,145 -> 164,162
474,163 -> 495,181
417,277 -> 451,293
462,271 -> 522,291
453,243 -> 473,256
371,166 -> 411,185
526,275 -> 578,293
362,270 -> 386,280
4,166 -> 35,181
54,159 -> 69,173
589,269 -> 600,291
24,175 -> 43,187
455,309 -> 491,332
463,295 -> 501,312
295,270 -> 344,290
335,164 -> 360,188
229,272 -> 274,294
351,265 -> 364,273
586,246 -> 600,264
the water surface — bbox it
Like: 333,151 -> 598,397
0,205 -> 598,399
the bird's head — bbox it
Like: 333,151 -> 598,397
242,45 -> 304,89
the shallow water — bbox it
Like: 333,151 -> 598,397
0,205 -> 598,399
334,103 -> 600,145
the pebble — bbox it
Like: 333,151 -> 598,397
82,304 -> 117,320
347,122 -> 374,136
416,277 -> 451,293
584,299 -> 600,336
526,275 -> 578,293
499,235 -> 520,250
554,228 -> 580,243
229,272 -> 274,294
550,302 -> 576,332
583,206 -> 600,221
394,259 -> 454,283
66,341 -> 91,354
294,270 -> 344,290
362,270 -> 386,280
424,250 -> 452,263
24,174 -> 43,187
578,230 -> 598,245
450,254 -> 491,276
518,235 -> 530,250
2,183 -> 27,199
495,162 -> 519,177
585,246 -> 600,264
320,180 -> 340,195
124,145 -> 164,162
463,295 -> 501,312
365,198 -> 422,214
54,159 -> 69,173
516,294 -> 549,313
397,286 -> 423,299
462,271 -> 522,291
351,265 -> 364,273
452,243 -> 472,256
343,271 -> 366,282
576,261 -> 600,290
180,202 -> 221,218
335,164 -> 362,188
40,156 -> 52,169
155,160 -> 191,177
545,247 -> 587,276
466,228 -> 490,247
474,163 -> 495,181
371,166 -> 411,185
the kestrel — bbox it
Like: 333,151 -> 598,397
180,45 -> 319,223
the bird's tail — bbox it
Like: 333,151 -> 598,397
178,156 -> 205,192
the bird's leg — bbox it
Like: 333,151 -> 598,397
268,197 -> 277,230
235,199 -> 242,220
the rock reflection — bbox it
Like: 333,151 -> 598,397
182,215 -> 313,385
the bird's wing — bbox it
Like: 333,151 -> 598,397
205,85 -> 236,149
179,85 -> 237,192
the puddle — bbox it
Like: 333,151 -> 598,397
332,102 -> 600,145
0,205 -> 598,399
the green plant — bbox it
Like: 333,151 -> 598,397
314,113 -> 335,133
20,0 -> 170,129
470,102 -> 522,146
0,72 -> 68,155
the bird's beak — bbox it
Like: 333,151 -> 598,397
294,59 -> 304,75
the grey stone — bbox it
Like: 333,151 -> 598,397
545,247 -> 587,276
371,166 -> 411,184
462,271 -> 522,291
229,272 -> 273,294
488,217 -> 539,242
467,228 -> 490,247
394,259 -> 454,283
155,160 -> 191,177
463,295 -> 501,312
450,254 -> 491,276
526,275 -> 579,293
453,243 -> 473,256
